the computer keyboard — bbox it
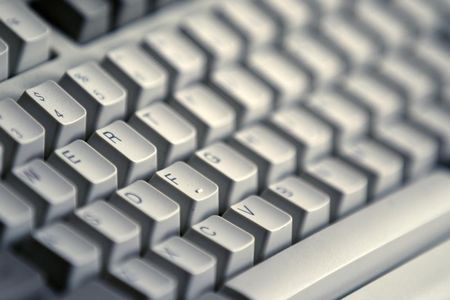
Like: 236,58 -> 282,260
0,0 -> 449,299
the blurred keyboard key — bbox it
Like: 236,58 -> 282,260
0,98 -> 45,171
412,38 -> 450,82
48,140 -> 118,205
0,39 -> 8,81
260,0 -> 313,29
18,80 -> 87,154
64,280 -> 130,300
59,61 -> 127,133
89,121 -> 157,187
110,0 -> 147,27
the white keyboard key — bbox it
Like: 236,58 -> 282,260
27,222 -> 101,290
18,80 -> 87,154
0,183 -> 33,248
260,0 -> 313,29
224,195 -> 292,262
229,124 -> 297,188
210,66 -> 273,127
150,162 -> 218,232
7,159 -> 76,225
89,121 -> 157,187
185,215 -> 255,286
413,39 -> 450,82
70,200 -> 140,269
301,157 -> 368,221
189,142 -> 258,213
0,98 -> 45,171
109,258 -> 177,300
262,176 -> 330,241
59,62 -> 127,133
102,45 -> 168,114
0,39 -> 8,81
129,102 -> 197,167
110,0 -> 148,27
110,180 -> 180,249
171,84 -> 236,147
48,140 -> 118,205
146,236 -> 216,300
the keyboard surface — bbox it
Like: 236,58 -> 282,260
0,0 -> 449,299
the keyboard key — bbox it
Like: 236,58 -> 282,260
102,45 -> 168,115
0,39 -> 8,81
340,139 -> 404,199
64,280 -> 130,300
0,98 -> 45,171
129,102 -> 197,167
224,195 -> 292,262
185,215 -> 254,286
70,200 -> 140,269
0,183 -> 33,248
261,176 -> 330,241
48,140 -> 118,205
0,1 -> 50,74
375,121 -> 438,180
393,0 -> 440,34
260,0 -> 313,29
412,38 -> 450,83
146,236 -> 216,300
247,48 -> 310,106
27,222 -> 101,290
143,28 -> 206,89
110,0 -> 147,27
180,13 -> 243,69
59,61 -> 127,133
189,142 -> 258,213
171,84 -> 235,147
18,80 -> 87,154
37,0 -> 111,43
210,66 -> 273,127
109,258 -> 177,300
89,121 -> 157,187
267,107 -> 333,166
222,171 -> 450,299
110,180 -> 180,249
229,124 -> 297,188
150,161 -> 218,232
301,157 -> 368,221
7,159 -> 76,225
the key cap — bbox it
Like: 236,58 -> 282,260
89,121 -> 157,187
283,30 -> 345,85
261,176 -> 330,241
185,215 -> 255,286
70,200 -> 140,269
27,222 -> 101,290
150,162 -> 218,232
0,39 -> 8,81
129,102 -> 197,167
0,98 -> 45,171
37,0 -> 111,43
109,258 -> 177,300
110,0 -> 147,27
375,121 -> 438,180
110,180 -> 180,249
189,142 -> 258,213
64,280 -> 130,300
146,236 -> 216,300
224,196 -> 292,262
247,48 -> 310,106
102,45 -> 168,114
18,80 -> 87,155
267,107 -> 333,166
301,157 -> 368,221
48,140 -> 118,205
413,38 -> 450,83
59,61 -> 127,133
260,0 -> 313,30
180,13 -> 243,69
0,183 -> 33,248
306,90 -> 369,145
7,159 -> 76,226
392,0 -> 439,34
215,1 -> 276,48
0,1 -> 50,74
0,251 -> 46,300
229,124 -> 296,188
210,66 -> 273,127
344,239 -> 450,300
143,28 -> 206,89
340,139 -> 404,199
171,84 -> 235,147
221,171 -> 450,300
